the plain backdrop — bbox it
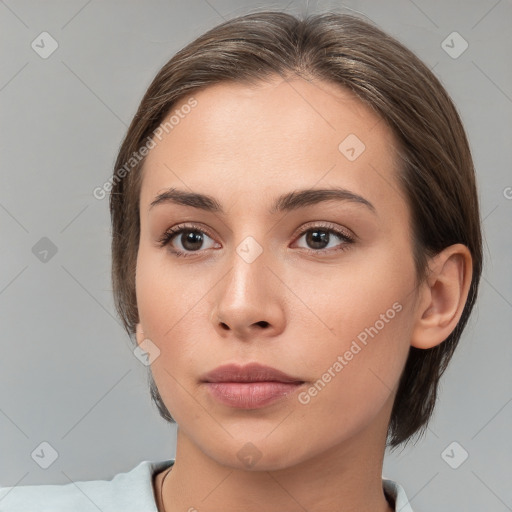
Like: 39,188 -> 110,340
1,1 -> 511,511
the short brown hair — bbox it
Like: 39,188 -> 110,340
109,11 -> 482,448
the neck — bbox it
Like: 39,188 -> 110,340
159,408 -> 395,512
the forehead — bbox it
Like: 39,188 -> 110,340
139,76 -> 403,212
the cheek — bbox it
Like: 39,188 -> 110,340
294,301 -> 412,447
135,248 -> 210,415
289,250 -> 414,422
135,245 -> 201,340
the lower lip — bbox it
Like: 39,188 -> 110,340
205,381 -> 303,409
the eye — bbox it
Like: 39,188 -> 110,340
293,223 -> 355,254
157,223 -> 218,258
157,222 -> 355,259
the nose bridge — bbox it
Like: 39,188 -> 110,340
224,234 -> 270,310
211,231 -> 285,336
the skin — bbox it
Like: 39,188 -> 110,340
134,75 -> 472,512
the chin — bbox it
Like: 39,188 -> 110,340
207,438 -> 310,473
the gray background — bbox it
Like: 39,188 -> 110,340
1,0 -> 511,510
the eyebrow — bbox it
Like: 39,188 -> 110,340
149,186 -> 376,215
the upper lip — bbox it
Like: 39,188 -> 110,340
201,363 -> 304,383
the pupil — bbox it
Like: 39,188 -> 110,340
307,229 -> 329,249
182,230 -> 203,251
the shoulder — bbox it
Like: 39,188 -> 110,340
0,459 -> 174,512
382,478 -> 415,512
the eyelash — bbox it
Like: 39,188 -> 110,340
157,222 -> 355,258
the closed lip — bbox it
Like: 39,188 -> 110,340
200,362 -> 304,384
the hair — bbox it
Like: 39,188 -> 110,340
109,10 -> 482,449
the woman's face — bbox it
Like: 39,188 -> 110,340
136,76 -> 421,470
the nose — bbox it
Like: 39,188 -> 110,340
210,245 -> 286,341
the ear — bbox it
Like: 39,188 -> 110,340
411,243 -> 473,349
135,322 -> 145,347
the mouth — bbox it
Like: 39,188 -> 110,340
200,362 -> 305,409
201,362 -> 304,384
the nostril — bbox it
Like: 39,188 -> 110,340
256,321 -> 269,328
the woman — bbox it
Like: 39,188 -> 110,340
0,10 -> 482,512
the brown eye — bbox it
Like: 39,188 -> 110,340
293,224 -> 355,255
158,224 -> 218,258
177,230 -> 205,251
304,229 -> 331,249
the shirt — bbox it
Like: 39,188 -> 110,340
0,459 -> 414,511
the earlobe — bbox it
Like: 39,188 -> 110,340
411,244 -> 473,349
